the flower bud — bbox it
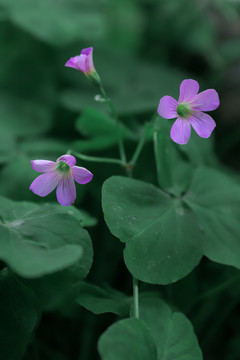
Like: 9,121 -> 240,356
65,47 -> 100,85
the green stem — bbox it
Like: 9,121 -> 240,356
69,150 -> 124,166
124,160 -> 139,319
129,123 -> 152,166
132,277 -> 139,318
99,84 -> 126,163
153,129 -> 161,186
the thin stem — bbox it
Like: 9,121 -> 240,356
132,277 -> 139,318
129,123 -> 152,166
153,130 -> 161,187
99,84 -> 126,163
125,160 -> 139,319
69,150 -> 124,166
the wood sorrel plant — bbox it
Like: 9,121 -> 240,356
1,47 -> 240,360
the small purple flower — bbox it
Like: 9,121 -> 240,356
30,155 -> 93,207
65,47 -> 95,75
158,79 -> 220,144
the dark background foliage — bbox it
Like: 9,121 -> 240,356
0,0 -> 240,359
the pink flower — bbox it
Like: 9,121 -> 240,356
65,47 -> 95,75
158,79 -> 220,144
30,155 -> 93,206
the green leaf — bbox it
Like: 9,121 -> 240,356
1,0 -> 107,46
77,209 -> 98,227
185,167 -> 240,269
21,265 -> 89,311
74,107 -> 136,152
98,318 -> 157,360
102,168 -> 240,284
21,213 -> 94,311
138,297 -> 203,360
75,281 -> 130,315
0,199 -> 93,278
102,176 -> 203,284
0,270 -> 37,360
41,203 -> 97,228
98,296 -> 202,360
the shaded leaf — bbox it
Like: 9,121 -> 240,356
102,176 -> 203,284
0,199 -> 93,278
98,318 -> 157,360
76,281 -> 130,315
138,297 -> 203,360
74,107 -> 136,152
102,168 -> 240,284
185,167 -> 240,269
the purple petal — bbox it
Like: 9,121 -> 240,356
77,53 -> 94,74
178,79 -> 199,103
191,89 -> 220,111
31,160 -> 56,173
30,171 -> 60,197
65,49 -> 94,74
72,166 -> 93,184
158,96 -> 178,119
65,56 -> 79,70
56,175 -> 76,206
81,47 -> 93,56
57,154 -> 76,167
170,118 -> 191,145
189,112 -> 216,138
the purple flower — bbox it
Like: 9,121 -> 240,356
30,155 -> 93,207
158,79 -> 220,144
65,47 -> 95,75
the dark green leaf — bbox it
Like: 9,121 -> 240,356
102,167 -> 240,284
43,203 -> 97,227
98,318 -> 157,360
76,281 -> 130,315
74,107 -> 136,152
138,297 -> 203,360
0,199 -> 93,278
185,167 -> 240,269
102,176 -> 203,284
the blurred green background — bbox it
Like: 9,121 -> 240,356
1,0 -> 240,359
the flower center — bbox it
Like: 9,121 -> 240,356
177,103 -> 192,119
56,161 -> 70,174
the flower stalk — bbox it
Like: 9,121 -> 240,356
132,277 -> 139,318
99,84 -> 127,164
68,150 -> 125,166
